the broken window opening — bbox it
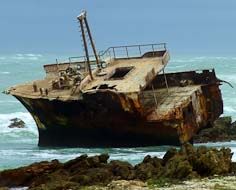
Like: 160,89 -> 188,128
109,66 -> 134,80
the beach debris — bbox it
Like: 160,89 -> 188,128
8,118 -> 25,129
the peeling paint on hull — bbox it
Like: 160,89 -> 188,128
13,70 -> 223,147
15,96 -> 181,147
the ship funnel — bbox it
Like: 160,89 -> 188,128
77,10 -> 101,80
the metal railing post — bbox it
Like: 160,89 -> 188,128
108,50 -> 112,62
163,69 -> 169,93
152,44 -> 155,56
139,45 -> 142,56
112,47 -> 116,59
68,57 -> 72,67
126,47 -> 129,58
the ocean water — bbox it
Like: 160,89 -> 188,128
1,53 -> 236,170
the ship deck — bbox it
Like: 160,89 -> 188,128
141,85 -> 202,121
8,51 -> 170,100
84,55 -> 168,93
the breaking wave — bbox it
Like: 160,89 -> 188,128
0,71 -> 10,74
0,54 -> 43,62
0,112 -> 38,137
171,56 -> 236,64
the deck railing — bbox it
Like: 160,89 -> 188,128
67,43 -> 166,63
54,43 -> 167,71
99,43 -> 166,60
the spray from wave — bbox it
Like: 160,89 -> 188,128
0,112 -> 38,143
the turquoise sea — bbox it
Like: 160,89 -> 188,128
1,53 -> 236,170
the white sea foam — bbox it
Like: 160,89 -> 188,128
109,152 -> 165,163
224,106 -> 236,114
0,112 -> 38,136
13,53 -> 43,61
0,100 -> 17,103
172,59 -> 198,63
0,71 -> 10,74
171,56 -> 236,65
25,54 -> 42,57
218,74 -> 236,83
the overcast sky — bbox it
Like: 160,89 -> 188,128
0,0 -> 236,55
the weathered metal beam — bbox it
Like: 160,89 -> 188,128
83,13 -> 101,69
77,12 -> 93,80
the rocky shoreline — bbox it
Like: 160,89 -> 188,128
194,116 -> 236,143
2,116 -> 236,190
0,143 -> 235,190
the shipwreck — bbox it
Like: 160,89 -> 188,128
5,11 -> 223,147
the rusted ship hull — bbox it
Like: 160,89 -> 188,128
13,69 -> 223,147
16,95 -> 181,147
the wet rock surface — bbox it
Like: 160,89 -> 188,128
194,116 -> 236,143
8,118 -> 25,128
0,144 -> 235,190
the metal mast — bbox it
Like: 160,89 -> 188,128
77,11 -> 93,80
77,11 -> 101,80
83,12 -> 101,69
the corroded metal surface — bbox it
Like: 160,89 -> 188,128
8,67 -> 223,147
4,11 -> 223,147
8,51 -> 170,100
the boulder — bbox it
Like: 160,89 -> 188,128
194,116 -> 234,143
161,143 -> 233,179
0,159 -> 61,187
193,147 -> 233,176
71,168 -> 113,185
162,147 -> 178,165
8,118 -> 25,128
163,154 -> 194,179
135,156 -> 163,180
108,160 -> 135,180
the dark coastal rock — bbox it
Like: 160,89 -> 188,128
163,154 -> 194,179
8,118 -> 25,128
181,143 -> 232,176
230,162 -> 236,174
108,160 -> 135,180
194,116 -> 236,143
63,154 -> 89,171
0,144 -> 234,189
0,159 -> 61,187
135,156 -> 163,180
30,181 -> 81,190
162,147 -> 178,165
0,188 -> 9,190
71,167 -> 113,185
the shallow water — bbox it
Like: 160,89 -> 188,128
1,54 -> 236,170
